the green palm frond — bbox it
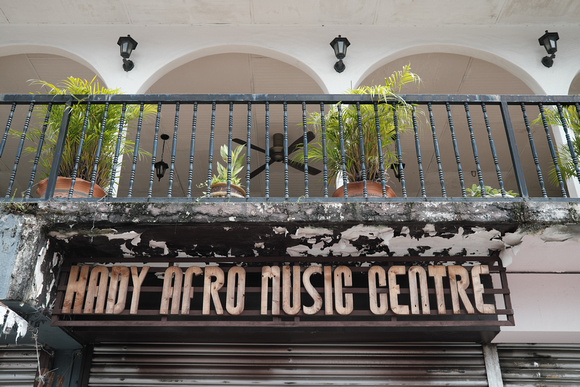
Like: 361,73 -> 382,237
295,64 -> 420,184
15,77 -> 155,191
533,103 -> 580,184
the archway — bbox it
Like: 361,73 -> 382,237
359,53 -> 534,95
136,53 -> 325,198
0,53 -> 102,93
356,53 -> 557,198
569,71 -> 580,94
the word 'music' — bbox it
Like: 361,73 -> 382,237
62,264 -> 495,317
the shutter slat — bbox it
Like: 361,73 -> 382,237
89,343 -> 487,386
0,346 -> 38,386
499,344 -> 580,386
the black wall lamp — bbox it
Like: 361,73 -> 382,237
154,134 -> 169,181
330,35 -> 350,73
538,30 -> 559,68
117,35 -> 138,71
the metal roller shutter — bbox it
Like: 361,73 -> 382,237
89,343 -> 487,386
498,344 -> 580,386
0,346 -> 38,386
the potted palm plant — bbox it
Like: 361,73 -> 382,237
22,77 -> 153,198
204,144 -> 246,198
296,64 -> 420,197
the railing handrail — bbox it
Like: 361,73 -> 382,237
2,93 -> 580,105
2,93 -> 580,202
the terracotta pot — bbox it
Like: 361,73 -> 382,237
332,181 -> 396,198
36,177 -> 106,198
209,182 -> 246,198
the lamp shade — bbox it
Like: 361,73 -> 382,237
154,160 -> 169,181
330,35 -> 350,60
538,30 -> 559,55
117,35 -> 138,58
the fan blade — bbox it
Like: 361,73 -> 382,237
232,138 -> 267,153
250,158 -> 276,179
288,131 -> 315,154
250,164 -> 267,179
288,160 -> 321,175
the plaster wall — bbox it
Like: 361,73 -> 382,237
494,273 -> 580,343
0,214 -> 23,299
0,213 -> 47,305
0,23 -> 577,95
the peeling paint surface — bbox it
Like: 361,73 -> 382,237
2,199 -> 580,320
285,224 -> 509,257
0,302 -> 28,342
20,200 -> 575,267
47,220 -> 520,260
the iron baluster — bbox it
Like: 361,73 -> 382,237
264,102 -> 270,199
557,103 -> 580,183
412,106 -> 426,198
45,99 -> 72,200
538,103 -> 566,197
320,102 -> 328,198
283,102 -> 289,200
88,102 -> 110,198
0,102 -> 16,157
108,102 -> 128,197
245,102 -> 252,198
128,103 -> 145,198
482,103 -> 508,197
499,98 -> 528,198
147,103 -> 163,199
205,101 -> 217,198
186,102 -> 198,199
5,103 -> 25,197
464,103 -> 484,196
356,102 -> 368,198
338,103 -> 348,198
226,101 -> 234,198
167,102 -> 180,198
374,102 -> 387,197
520,103 -> 547,198
428,102 -> 446,197
446,102 -> 466,197
393,103 -> 406,198
25,103 -> 53,199
302,101 -> 309,198
67,102 -> 91,199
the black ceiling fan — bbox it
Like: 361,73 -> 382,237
233,132 -> 321,179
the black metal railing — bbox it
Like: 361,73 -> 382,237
1,93 -> 580,202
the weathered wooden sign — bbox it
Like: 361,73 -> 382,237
60,263 -> 500,318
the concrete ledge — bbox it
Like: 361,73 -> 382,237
35,199 -> 530,226
26,199 -> 579,227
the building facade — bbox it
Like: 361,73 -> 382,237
1,1 -> 580,386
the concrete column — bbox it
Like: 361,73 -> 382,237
483,344 -> 503,387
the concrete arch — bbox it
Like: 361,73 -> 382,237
137,44 -> 328,94
355,44 -> 545,95
0,44 -> 103,87
569,69 -> 580,95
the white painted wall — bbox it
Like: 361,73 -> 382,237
1,23 -> 579,95
494,273 -> 580,343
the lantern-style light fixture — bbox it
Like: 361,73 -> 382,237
117,35 -> 138,71
330,35 -> 350,73
154,134 -> 169,181
538,30 -> 559,68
